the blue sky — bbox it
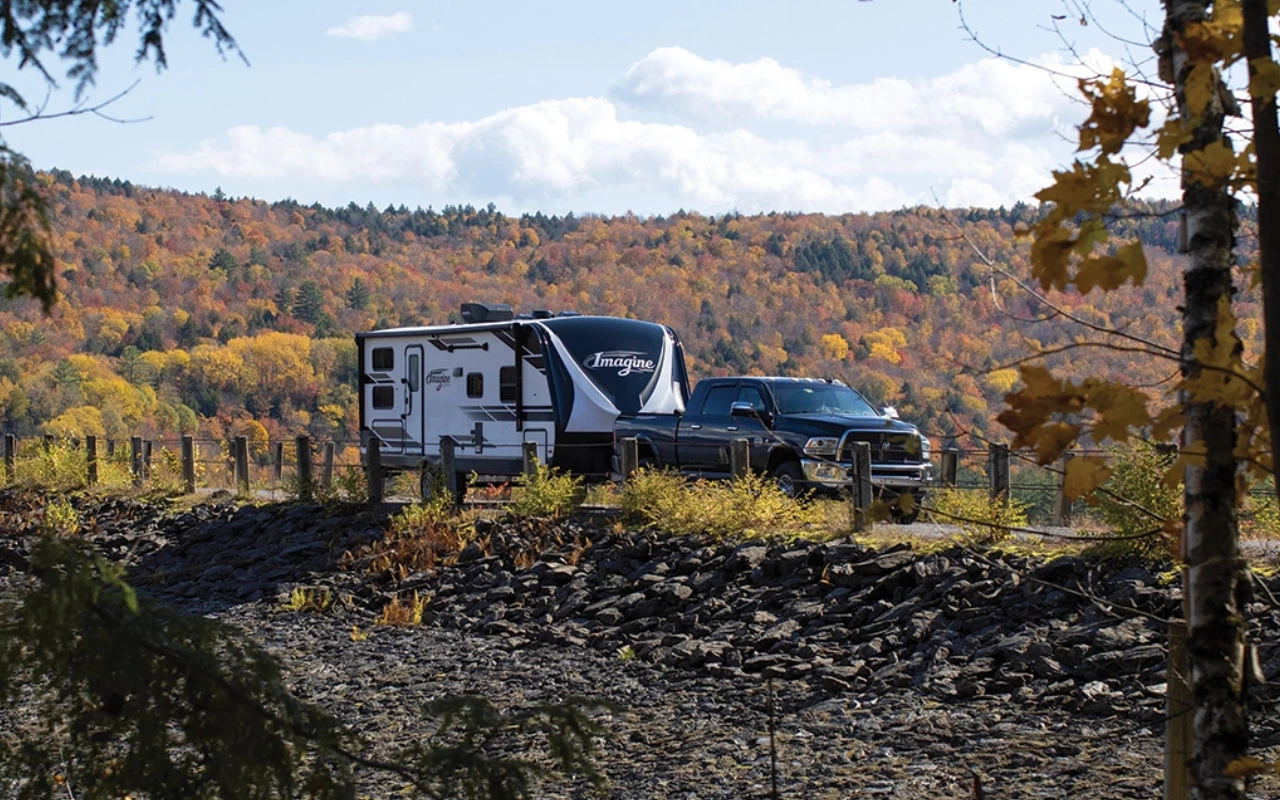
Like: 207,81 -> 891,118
2,0 -> 1171,216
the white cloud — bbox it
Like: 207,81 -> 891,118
152,46 -> 1159,215
326,12 -> 412,42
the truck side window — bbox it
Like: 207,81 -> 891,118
700,385 -> 739,416
371,347 -> 394,370
372,386 -> 394,409
738,386 -> 767,413
467,373 -> 484,398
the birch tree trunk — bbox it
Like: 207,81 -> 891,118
1164,2 -> 1248,797
1242,0 -> 1280,497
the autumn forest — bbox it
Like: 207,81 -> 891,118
0,170 -> 1257,451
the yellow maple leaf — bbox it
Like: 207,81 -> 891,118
1224,756 -> 1272,779
1184,140 -> 1242,187
1064,456 -> 1111,500
1031,421 -> 1081,465
1154,118 -> 1191,160
1078,68 -> 1151,156
1250,56 -> 1280,101
1184,61 -> 1217,116
1085,380 -> 1152,442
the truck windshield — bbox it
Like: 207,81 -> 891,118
772,383 -> 879,417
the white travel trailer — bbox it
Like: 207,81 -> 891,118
357,303 -> 690,497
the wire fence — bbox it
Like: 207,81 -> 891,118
3,432 -> 1277,529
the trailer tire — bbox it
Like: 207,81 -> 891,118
419,464 -> 445,503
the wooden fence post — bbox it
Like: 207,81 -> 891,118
365,437 -> 383,505
940,448 -> 959,488
86,435 -> 98,486
441,436 -> 459,509
322,442 -> 335,492
620,437 -> 638,483
130,436 -> 144,487
1165,619 -> 1193,800
181,435 -> 196,494
43,434 -> 53,452
4,434 -> 14,483
988,442 -> 1010,502
849,441 -> 872,533
234,436 -> 250,495
142,440 -> 152,482
730,438 -> 750,479
522,440 -> 540,478
1052,451 -> 1074,527
296,435 -> 313,502
272,441 -> 284,485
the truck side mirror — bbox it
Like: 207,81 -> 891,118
731,401 -> 772,427
881,406 -> 900,419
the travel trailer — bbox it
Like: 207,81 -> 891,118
357,303 -> 690,498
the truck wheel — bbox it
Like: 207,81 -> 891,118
891,505 -> 920,525
771,461 -> 805,498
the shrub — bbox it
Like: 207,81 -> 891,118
1243,479 -> 1280,539
40,497 -> 81,536
929,488 -> 1029,545
13,439 -> 88,491
620,468 -> 824,539
1092,440 -> 1181,557
319,464 -> 367,504
510,463 -> 584,519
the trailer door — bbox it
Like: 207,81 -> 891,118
402,345 -> 425,455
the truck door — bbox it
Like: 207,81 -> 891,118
679,382 -> 739,473
735,384 -> 771,470
401,345 -> 425,455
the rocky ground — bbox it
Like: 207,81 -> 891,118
6,490 -> 1280,798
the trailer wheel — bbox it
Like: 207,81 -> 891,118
770,461 -> 805,498
419,464 -> 445,503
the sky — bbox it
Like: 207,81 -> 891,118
2,0 -> 1173,217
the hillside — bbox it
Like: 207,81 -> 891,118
0,171 -> 1260,447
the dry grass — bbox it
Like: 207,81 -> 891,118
376,591 -> 428,626
347,500 -> 479,580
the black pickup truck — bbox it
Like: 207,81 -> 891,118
613,376 -> 933,521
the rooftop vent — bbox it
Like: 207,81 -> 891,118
460,303 -> 514,323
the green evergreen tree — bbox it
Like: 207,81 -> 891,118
293,279 -> 326,325
346,277 -> 370,310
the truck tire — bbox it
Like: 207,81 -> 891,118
771,461 -> 805,498
891,505 -> 920,525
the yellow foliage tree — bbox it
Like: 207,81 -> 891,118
819,333 -> 850,361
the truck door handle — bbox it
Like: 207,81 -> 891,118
727,426 -> 739,431
688,424 -> 702,430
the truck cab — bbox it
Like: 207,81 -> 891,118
615,376 -> 933,520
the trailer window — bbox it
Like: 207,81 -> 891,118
407,353 -> 420,391
372,386 -> 394,409
499,366 -> 517,402
371,347 -> 394,371
467,372 -> 484,398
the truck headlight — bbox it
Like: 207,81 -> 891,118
919,434 -> 931,460
803,437 -> 839,457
